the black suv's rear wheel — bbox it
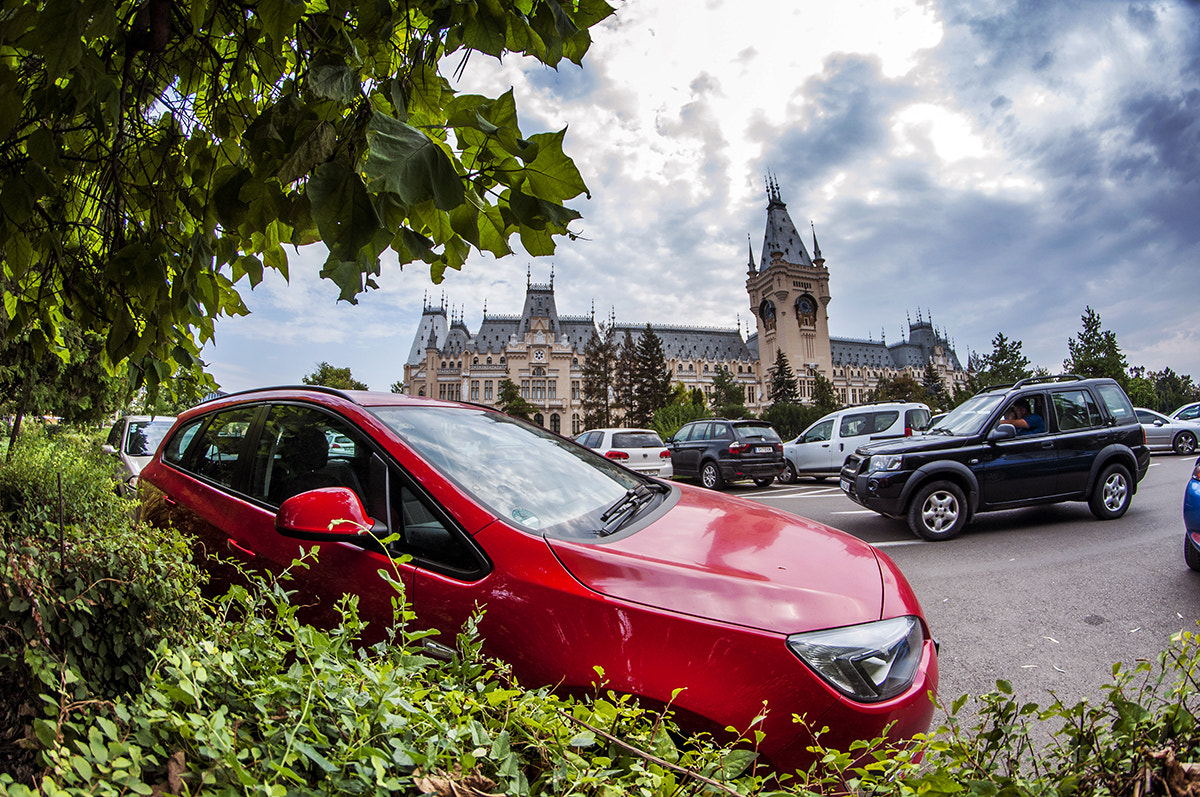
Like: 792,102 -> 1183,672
907,480 -> 967,541
753,476 -> 775,487
1089,463 -> 1132,519
700,461 -> 725,490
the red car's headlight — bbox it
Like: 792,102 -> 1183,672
787,616 -> 925,703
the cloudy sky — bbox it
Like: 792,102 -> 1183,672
205,0 -> 1200,394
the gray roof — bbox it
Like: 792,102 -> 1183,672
758,182 -> 813,272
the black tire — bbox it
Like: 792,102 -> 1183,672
1174,432 -> 1198,456
907,480 -> 968,541
1186,536 -> 1200,572
700,461 -> 725,490
1089,463 -> 1132,520
753,476 -> 775,487
779,461 -> 798,484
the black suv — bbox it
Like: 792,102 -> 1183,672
840,376 -> 1150,540
668,419 -> 784,489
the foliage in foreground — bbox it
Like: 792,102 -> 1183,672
4,434 -> 1200,795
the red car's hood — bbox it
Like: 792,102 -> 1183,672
546,484 -> 885,634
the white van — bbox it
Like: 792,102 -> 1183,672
780,402 -> 931,483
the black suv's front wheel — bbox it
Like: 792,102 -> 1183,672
1089,463 -> 1132,520
907,480 -> 968,541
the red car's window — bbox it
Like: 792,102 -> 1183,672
247,405 -> 372,507
190,408 -> 259,488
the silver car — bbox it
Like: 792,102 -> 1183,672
1134,408 -> 1200,455
103,415 -> 177,495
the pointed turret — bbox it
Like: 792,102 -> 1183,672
747,235 -> 756,275
810,221 -> 825,267
760,181 -> 813,271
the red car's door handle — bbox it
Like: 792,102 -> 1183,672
226,538 -> 256,557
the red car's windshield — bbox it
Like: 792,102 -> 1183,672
369,405 -> 650,538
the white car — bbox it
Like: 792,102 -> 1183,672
781,402 -> 931,483
1134,408 -> 1200,455
103,415 -> 177,495
574,428 -> 673,478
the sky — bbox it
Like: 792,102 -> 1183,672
204,0 -> 1200,395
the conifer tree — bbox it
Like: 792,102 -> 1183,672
613,329 -> 639,422
581,325 -> 618,428
768,349 -> 801,405
1065,306 -> 1128,386
631,325 -> 673,426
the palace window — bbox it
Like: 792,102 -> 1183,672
484,381 -> 493,401
470,380 -> 479,400
572,381 -> 580,400
550,414 -> 561,433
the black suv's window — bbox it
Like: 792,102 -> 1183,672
678,423 -> 702,442
712,424 -> 733,441
1052,390 -> 1103,431
1095,383 -> 1136,422
248,404 -> 372,506
733,423 -> 780,443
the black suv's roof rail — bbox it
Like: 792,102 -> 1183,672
977,374 -> 1084,394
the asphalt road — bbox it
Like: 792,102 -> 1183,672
727,454 -> 1200,726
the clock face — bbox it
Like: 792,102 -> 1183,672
799,297 -> 815,315
534,349 -> 545,361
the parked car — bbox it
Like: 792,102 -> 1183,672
841,376 -> 1150,541
138,387 -> 937,771
1172,401 -> 1200,423
666,418 -> 784,489
574,428 -> 673,478
781,402 -> 931,483
102,415 -> 177,496
1185,457 -> 1200,572
1134,408 -> 1200,455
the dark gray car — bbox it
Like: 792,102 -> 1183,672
668,419 -> 784,489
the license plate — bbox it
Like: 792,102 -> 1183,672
754,446 -> 773,454
840,478 -> 851,492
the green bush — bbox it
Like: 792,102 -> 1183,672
0,427 -> 127,531
0,430 -> 206,788
760,403 -> 826,441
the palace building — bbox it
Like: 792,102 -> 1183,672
402,184 -> 969,433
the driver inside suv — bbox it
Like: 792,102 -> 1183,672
1000,396 -> 1045,435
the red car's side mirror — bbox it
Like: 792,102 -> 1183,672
275,487 -> 378,542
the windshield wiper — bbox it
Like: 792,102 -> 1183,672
928,427 -> 955,435
595,482 -> 666,536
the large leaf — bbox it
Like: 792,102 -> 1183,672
308,162 -> 383,263
524,128 -> 589,202
365,113 -> 464,210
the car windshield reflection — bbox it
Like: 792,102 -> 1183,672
369,406 -> 648,539
929,394 -> 1004,436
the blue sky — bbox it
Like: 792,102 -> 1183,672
204,0 -> 1200,395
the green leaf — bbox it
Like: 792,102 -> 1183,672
277,121 -> 337,184
524,128 -> 588,201
365,113 -> 465,210
310,63 -> 360,103
33,719 -> 57,748
308,162 -> 382,264
256,0 -> 305,48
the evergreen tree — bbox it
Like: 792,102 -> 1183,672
921,361 -> 949,409
980,332 -> 1032,386
710,365 -> 749,417
631,325 -> 673,427
1153,368 -> 1199,414
581,325 -> 618,428
768,349 -> 801,405
1065,306 -> 1128,386
613,329 -> 638,422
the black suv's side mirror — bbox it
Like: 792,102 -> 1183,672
988,423 -> 1017,442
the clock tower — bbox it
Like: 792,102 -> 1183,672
746,182 -> 833,387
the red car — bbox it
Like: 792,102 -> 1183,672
138,387 -> 938,772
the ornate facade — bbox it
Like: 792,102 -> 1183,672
402,186 -> 969,430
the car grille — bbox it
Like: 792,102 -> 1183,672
840,454 -> 864,497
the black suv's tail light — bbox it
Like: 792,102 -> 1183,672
728,442 -> 748,455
